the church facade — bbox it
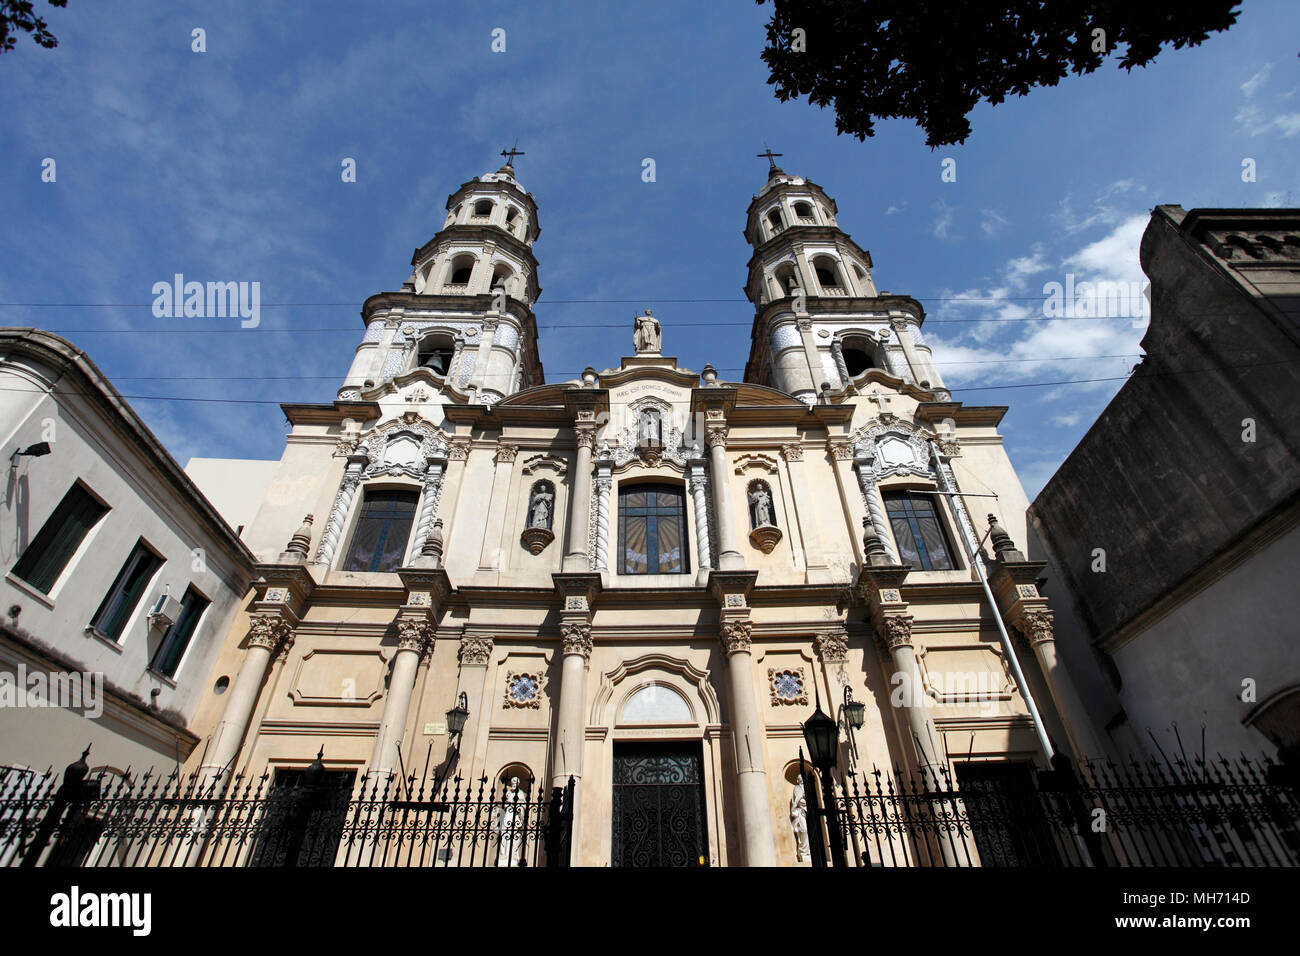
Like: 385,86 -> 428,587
183,159 -> 1099,866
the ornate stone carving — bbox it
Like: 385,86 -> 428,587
495,443 -> 518,464
396,620 -> 433,654
503,670 -> 547,709
720,621 -> 753,654
575,428 -> 598,451
879,616 -> 914,650
246,616 -> 292,654
780,442 -> 804,462
1020,610 -> 1055,648
520,526 -> 555,555
705,425 -> 728,449
748,525 -> 783,554
561,622 -> 593,659
814,629 -> 849,664
459,636 -> 494,666
828,440 -> 854,461
447,440 -> 471,461
769,667 -> 808,705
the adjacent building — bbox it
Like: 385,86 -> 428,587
0,329 -> 256,778
1029,206 -> 1300,768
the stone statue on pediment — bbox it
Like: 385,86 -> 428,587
633,309 -> 661,354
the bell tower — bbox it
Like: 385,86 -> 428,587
741,154 -> 948,403
338,153 -> 545,405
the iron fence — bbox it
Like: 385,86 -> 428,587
812,754 -> 1300,867
0,752 -> 574,868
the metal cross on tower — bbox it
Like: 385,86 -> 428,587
756,147 -> 783,170
500,146 -> 525,166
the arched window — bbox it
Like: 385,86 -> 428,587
342,489 -> 419,572
747,480 -> 776,529
813,256 -> 843,293
417,333 -> 455,375
618,484 -> 689,574
491,264 -> 514,292
505,206 -> 519,225
472,199 -> 494,218
883,490 -> 956,571
773,262 -> 798,296
526,480 -> 555,530
793,201 -> 814,222
620,683 -> 692,723
448,254 -> 475,287
842,335 -> 875,377
766,208 -> 785,235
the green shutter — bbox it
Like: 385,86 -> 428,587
12,483 -> 109,593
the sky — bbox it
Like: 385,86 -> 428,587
1,1 -> 1297,498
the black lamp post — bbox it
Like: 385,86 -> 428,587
445,692 -> 470,740
801,686 -> 847,868
9,442 -> 51,468
838,686 -> 867,770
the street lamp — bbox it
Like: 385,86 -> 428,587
838,686 -> 867,769
445,692 -> 470,740
9,442 -> 50,468
801,685 -> 847,867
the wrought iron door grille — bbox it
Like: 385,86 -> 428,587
612,743 -> 707,867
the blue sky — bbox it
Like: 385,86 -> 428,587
2,1 -> 1297,497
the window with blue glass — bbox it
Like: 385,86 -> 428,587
618,484 -> 688,575
342,489 -> 418,573
884,490 -> 956,571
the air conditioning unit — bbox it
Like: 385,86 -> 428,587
148,593 -> 183,630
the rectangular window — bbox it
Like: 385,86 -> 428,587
342,489 -> 419,573
884,490 -> 957,571
619,485 -> 688,575
11,482 -> 109,593
90,541 -> 162,641
149,585 -> 208,678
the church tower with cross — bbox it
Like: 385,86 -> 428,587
743,152 -> 948,404
337,151 -> 544,407
175,151 -> 1104,871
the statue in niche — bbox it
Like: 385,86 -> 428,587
790,777 -> 810,862
495,777 -> 527,867
633,309 -> 661,354
528,485 -> 553,529
638,408 -> 662,445
749,485 -> 774,527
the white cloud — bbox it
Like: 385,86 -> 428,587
885,201 -> 908,216
1242,64 -> 1272,97
931,199 -> 954,239
980,208 -> 1010,237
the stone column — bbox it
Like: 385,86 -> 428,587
366,619 -> 431,786
476,442 -> 517,572
720,620 -> 778,866
707,424 -> 744,571
453,634 -> 494,781
1018,611 -> 1103,760
875,617 -> 945,771
592,460 -> 612,571
688,459 -> 713,585
555,622 -> 591,789
890,317 -> 926,384
468,316 -> 498,394
563,427 -> 597,572
314,452 -> 369,566
413,453 -> 448,553
780,442 -> 829,582
201,614 -> 293,787
853,454 -> 897,562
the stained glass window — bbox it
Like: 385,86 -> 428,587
342,489 -> 418,572
884,491 -> 956,571
618,485 -> 688,574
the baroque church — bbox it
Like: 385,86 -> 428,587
183,156 -> 1100,867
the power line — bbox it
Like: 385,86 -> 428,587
1,356 -> 1294,408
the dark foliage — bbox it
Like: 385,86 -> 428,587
1,0 -> 67,55
757,1 -> 1241,146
